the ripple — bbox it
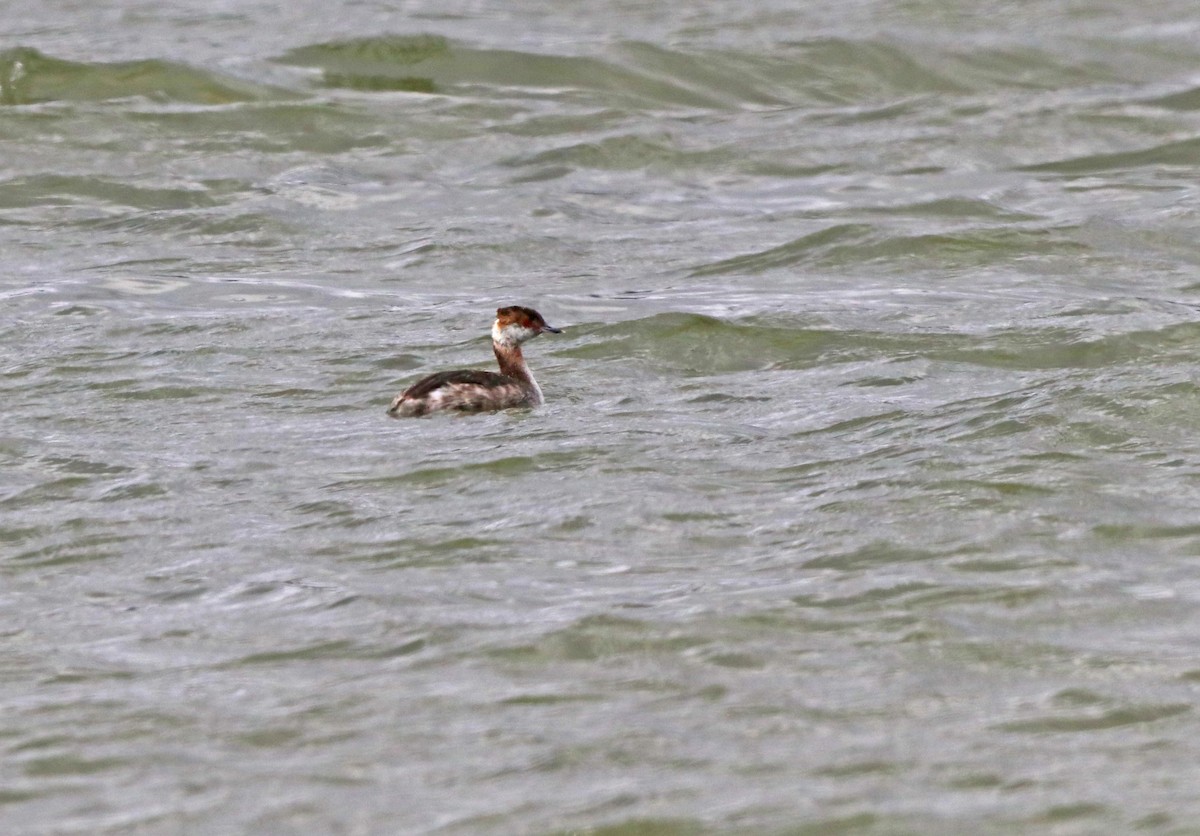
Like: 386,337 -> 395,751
996,703 -> 1191,733
1019,137 -> 1200,176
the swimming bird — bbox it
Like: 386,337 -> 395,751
387,306 -> 562,417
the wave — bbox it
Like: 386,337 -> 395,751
274,33 -> 1082,109
558,312 -> 1200,374
1019,137 -> 1200,176
0,47 -> 285,106
3,35 -> 1156,114
689,224 -> 1086,276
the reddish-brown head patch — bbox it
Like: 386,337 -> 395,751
492,304 -> 561,338
496,305 -> 545,330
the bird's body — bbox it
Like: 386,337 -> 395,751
387,306 -> 562,417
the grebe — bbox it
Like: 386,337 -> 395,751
387,306 -> 563,417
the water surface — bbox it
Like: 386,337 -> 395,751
4,1 -> 1200,832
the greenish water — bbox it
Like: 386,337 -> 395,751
4,1 -> 1200,833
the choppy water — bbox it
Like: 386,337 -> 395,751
5,1 -> 1200,832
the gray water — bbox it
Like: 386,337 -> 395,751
5,1 -> 1200,833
